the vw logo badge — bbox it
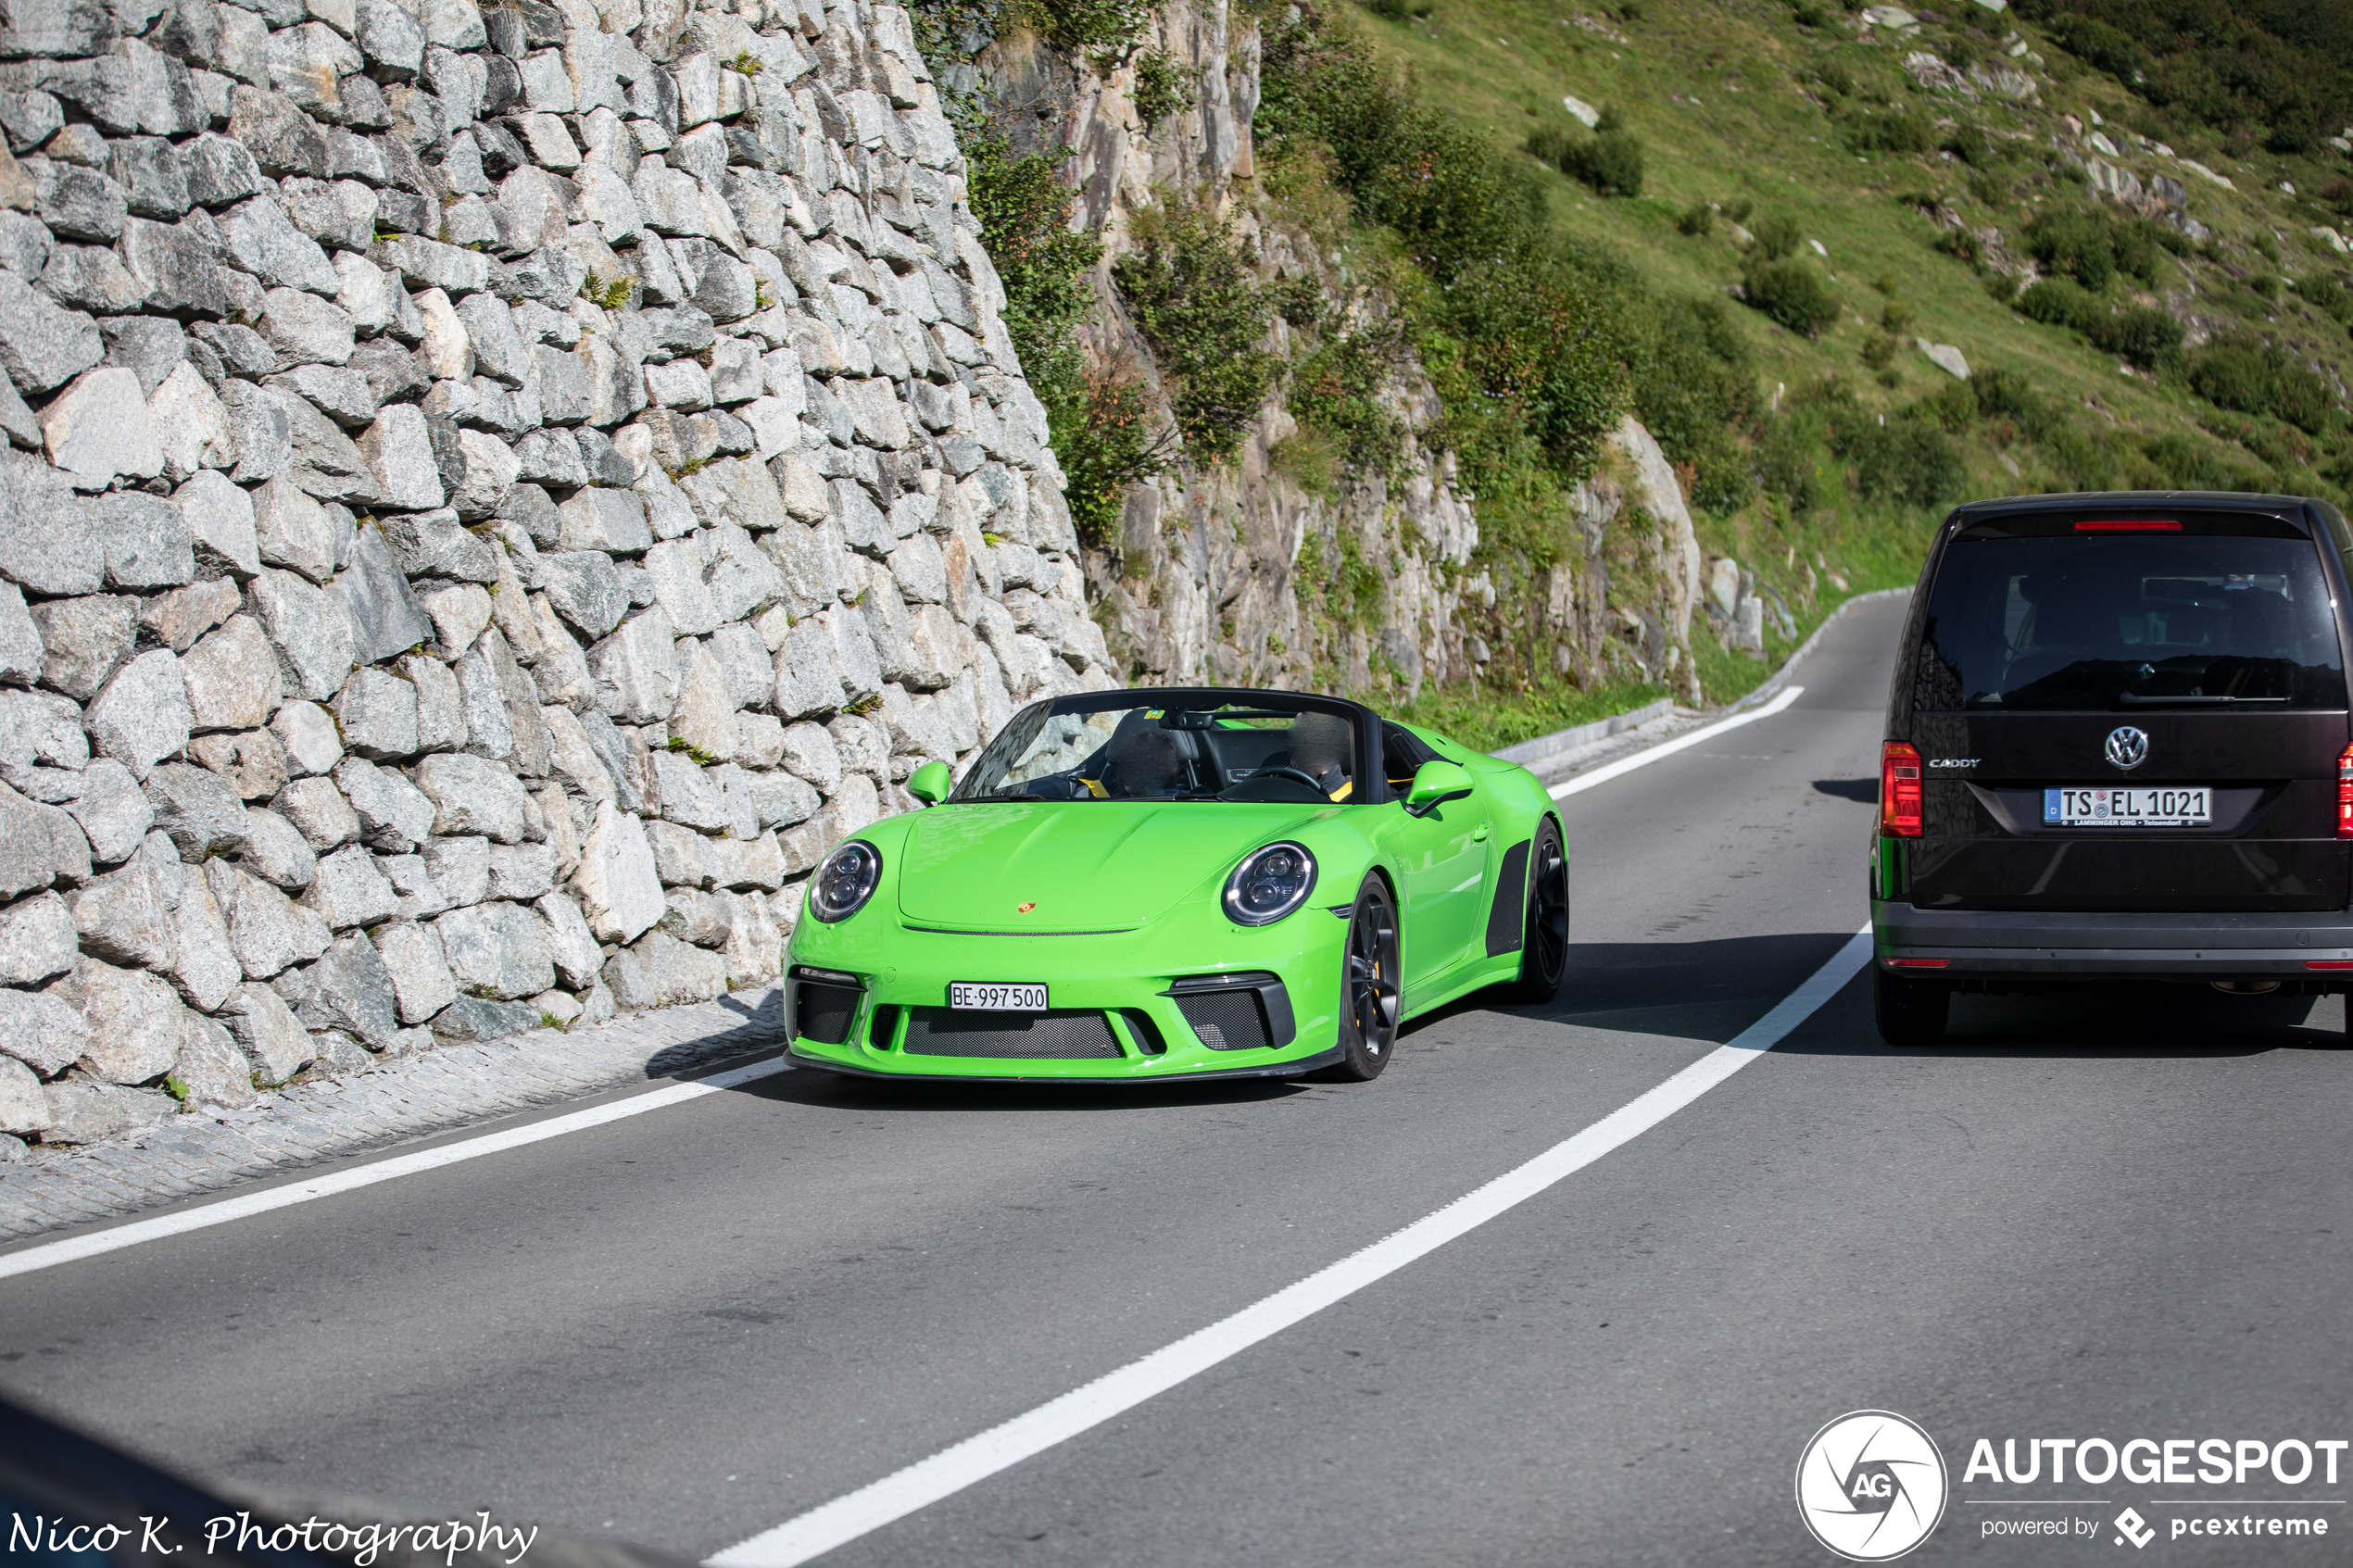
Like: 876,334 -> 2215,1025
2105,725 -> 2149,771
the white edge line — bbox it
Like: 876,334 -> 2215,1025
1550,684 -> 1806,800
707,925 -> 1875,1568
0,1058 -> 792,1283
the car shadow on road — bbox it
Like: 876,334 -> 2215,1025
1420,931 -> 2342,1060
739,1065 -> 1317,1113
1775,976 -> 2335,1060
1424,933 -> 1864,1046
1811,777 -> 1879,803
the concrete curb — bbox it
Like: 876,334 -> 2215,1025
1491,696 -> 1677,771
0,987 -> 786,1244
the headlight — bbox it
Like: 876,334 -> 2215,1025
1223,842 -> 1316,926
809,841 -> 883,922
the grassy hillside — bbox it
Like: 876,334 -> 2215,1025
1348,0 -> 2353,590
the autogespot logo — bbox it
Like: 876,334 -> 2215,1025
1796,1411 -> 1951,1562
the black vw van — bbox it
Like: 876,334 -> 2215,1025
1872,492 -> 2353,1044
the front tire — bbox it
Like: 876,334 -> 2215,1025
1874,967 -> 1949,1046
1327,877 -> 1402,1081
1504,818 -> 1569,1003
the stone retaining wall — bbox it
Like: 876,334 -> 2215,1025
0,0 -> 1106,1155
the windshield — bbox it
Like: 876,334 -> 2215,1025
1916,534 -> 2347,710
952,693 -> 1370,804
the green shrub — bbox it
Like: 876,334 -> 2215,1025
1559,129 -> 1645,197
1965,169 -> 2011,209
1723,197 -> 1754,224
1633,296 -> 1755,511
1847,109 -> 1934,155
1113,199 -> 1281,462
1287,326 -> 1411,482
2022,207 -> 2116,290
1031,0 -> 1153,53
2017,275 -> 2100,333
1130,49 -> 1193,130
1843,420 -> 1966,507
1058,369 -> 1173,544
1524,123 -> 1574,166
1942,121 -> 1996,168
1755,413 -> 1820,511
966,134 -> 1157,537
1750,213 -> 1803,260
1271,425 -> 1341,498
2096,306 -> 2184,372
1741,257 -> 1838,337
2187,335 -> 2336,433
1677,202 -> 1714,236
2294,273 -> 2353,334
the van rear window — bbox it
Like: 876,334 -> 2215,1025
1915,534 -> 2347,710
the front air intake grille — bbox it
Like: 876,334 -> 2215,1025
902,1009 -> 1123,1060
794,982 -> 862,1045
1175,990 -> 1272,1052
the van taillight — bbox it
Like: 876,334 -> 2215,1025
1881,742 -> 1923,837
2338,744 -> 2353,839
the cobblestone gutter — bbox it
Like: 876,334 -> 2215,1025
0,0 -> 1109,1160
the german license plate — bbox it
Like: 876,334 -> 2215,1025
949,982 -> 1048,1011
2044,786 -> 2212,827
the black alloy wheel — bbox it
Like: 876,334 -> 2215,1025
1327,877 -> 1402,1081
1506,818 -> 1569,1003
1873,966 -> 1949,1046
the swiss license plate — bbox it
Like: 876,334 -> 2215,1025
949,982 -> 1049,1011
2044,786 -> 2212,827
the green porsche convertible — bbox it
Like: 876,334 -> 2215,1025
781,687 -> 1568,1083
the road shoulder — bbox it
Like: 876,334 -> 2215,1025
0,986 -> 782,1243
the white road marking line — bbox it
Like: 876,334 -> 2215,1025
709,925 -> 1875,1568
0,1059 -> 792,1282
1550,684 -> 1806,799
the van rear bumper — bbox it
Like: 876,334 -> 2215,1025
1871,901 -> 2353,978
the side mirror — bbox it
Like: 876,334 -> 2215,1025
1404,759 -> 1473,816
906,759 -> 952,805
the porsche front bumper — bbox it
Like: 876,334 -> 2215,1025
780,908 -> 1350,1081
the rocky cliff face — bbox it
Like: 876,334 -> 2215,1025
0,0 -> 1111,1153
977,0 -> 1485,701
963,0 -> 1705,707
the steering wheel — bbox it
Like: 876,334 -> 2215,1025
1247,765 -> 1329,796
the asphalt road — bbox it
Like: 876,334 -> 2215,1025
7,592 -> 2353,1566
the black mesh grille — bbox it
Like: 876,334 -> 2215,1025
1175,990 -> 1271,1052
795,983 -> 861,1045
903,1009 -> 1123,1060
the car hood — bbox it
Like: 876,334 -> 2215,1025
894,802 -> 1329,929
